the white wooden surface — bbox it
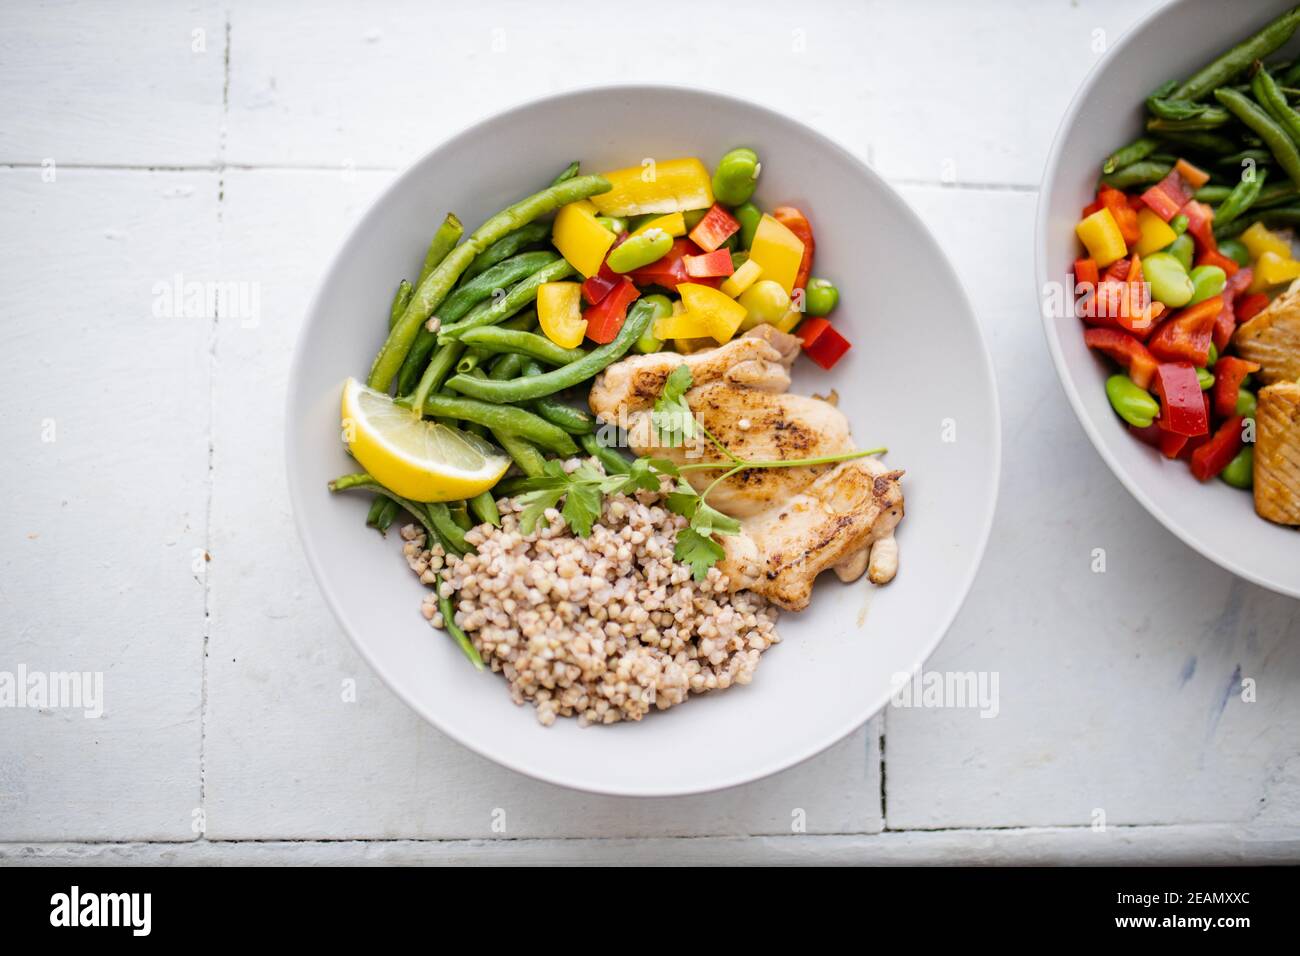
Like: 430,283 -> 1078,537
1,0 -> 1298,864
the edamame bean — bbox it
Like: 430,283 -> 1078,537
805,278 -> 839,317
596,216 -> 627,235
606,228 -> 673,273
738,280 -> 792,330
1196,367 -> 1215,390
732,201 -> 763,249
1236,388 -> 1258,418
1143,251 -> 1195,307
1105,374 -> 1160,428
683,208 -> 709,230
1220,446 -> 1254,489
1170,214 -> 1190,235
1207,342 -> 1219,367
1188,264 -> 1227,305
634,294 -> 673,353
1219,238 -> 1251,267
712,147 -> 760,206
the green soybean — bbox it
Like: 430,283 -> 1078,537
1144,251 -> 1195,306
1188,264 -> 1227,305
683,208 -> 710,230
1236,388 -> 1258,418
1196,367 -> 1215,390
1170,214 -> 1190,236
633,294 -> 673,354
733,202 -> 763,250
1218,238 -> 1251,267
1106,374 -> 1160,428
596,216 -> 628,235
712,147 -> 760,206
1220,446 -> 1254,489
1207,342 -> 1219,367
606,228 -> 673,273
805,278 -> 839,317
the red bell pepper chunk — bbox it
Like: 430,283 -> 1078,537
1140,171 -> 1193,221
1154,362 -> 1210,436
582,272 -> 619,306
773,206 -> 815,290
1104,257 -> 1131,282
1082,199 -> 1103,218
1211,355 -> 1261,417
1098,185 -> 1141,245
1157,427 -> 1189,459
582,277 -> 640,344
1074,257 -> 1099,289
1083,328 -> 1159,389
797,316 -> 851,370
1129,421 -> 1164,448
1147,294 -> 1221,365
1226,266 -> 1254,301
629,238 -> 720,291
1195,248 -> 1239,276
1236,291 -> 1270,323
1190,415 -> 1246,480
1179,200 -> 1217,253
683,249 -> 735,278
687,204 -> 740,252
1211,294 -> 1236,354
1174,158 -> 1211,189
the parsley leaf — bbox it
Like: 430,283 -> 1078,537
674,528 -> 726,581
652,364 -> 697,446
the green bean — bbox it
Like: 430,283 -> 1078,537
1215,87 -> 1300,186
397,251 -> 560,394
426,502 -> 469,555
1215,202 -> 1300,238
550,161 -> 580,186
406,341 -> 464,401
1103,137 -> 1159,175
493,430 -> 547,478
1217,149 -> 1273,168
369,175 -> 610,391
1146,110 -> 1231,132
365,495 -> 394,532
417,214 -> 465,288
1220,447 -> 1254,489
1105,374 -> 1159,428
434,572 -> 485,669
1167,234 -> 1195,271
388,280 -> 414,330
1172,6 -> 1300,101
579,432 -> 631,475
521,360 -> 597,434
1214,166 -> 1267,226
443,298 -> 657,403
1282,58 -> 1300,87
596,216 -> 628,235
1219,238 -> 1251,267
733,201 -> 762,250
438,258 -> 576,340
1102,160 -> 1172,189
1154,130 -> 1240,155
461,221 -> 551,282
1207,342 -> 1219,368
456,348 -> 489,376
468,490 -> 501,527
453,326 -> 587,367
1252,65 -> 1300,149
491,476 -> 532,498
1195,184 -> 1233,204
712,147 -> 760,205
328,472 -> 443,545
488,351 -> 526,380
1147,96 -> 1211,121
1253,179 -> 1300,207
411,392 -> 578,454
449,501 -> 473,531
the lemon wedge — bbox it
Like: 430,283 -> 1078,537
340,377 -> 510,502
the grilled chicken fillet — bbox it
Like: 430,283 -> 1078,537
1254,381 -> 1300,526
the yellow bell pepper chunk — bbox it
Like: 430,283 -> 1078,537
631,211 -> 686,238
679,282 -> 748,344
1075,208 -> 1127,267
720,259 -> 763,298
552,200 -> 615,277
653,310 -> 711,340
747,214 -> 805,293
1134,208 -> 1178,257
1248,250 -> 1300,292
774,307 -> 803,334
536,282 -> 587,348
1240,221 -> 1293,261
590,158 -> 714,217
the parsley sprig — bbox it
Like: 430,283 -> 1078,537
516,365 -> 885,580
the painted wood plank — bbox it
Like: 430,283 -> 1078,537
882,184 -> 1300,829
0,0 -> 226,166
201,167 -> 882,839
0,168 -> 217,839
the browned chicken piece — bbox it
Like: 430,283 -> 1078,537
1233,280 -> 1300,386
1254,381 -> 1300,526
588,332 -> 905,610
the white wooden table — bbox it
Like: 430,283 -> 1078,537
3,0 -> 1298,866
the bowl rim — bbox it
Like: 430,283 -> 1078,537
1035,2 -> 1300,601
286,82 -> 1004,795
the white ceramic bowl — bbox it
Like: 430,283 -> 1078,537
1039,0 -> 1300,600
287,86 -> 1000,795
